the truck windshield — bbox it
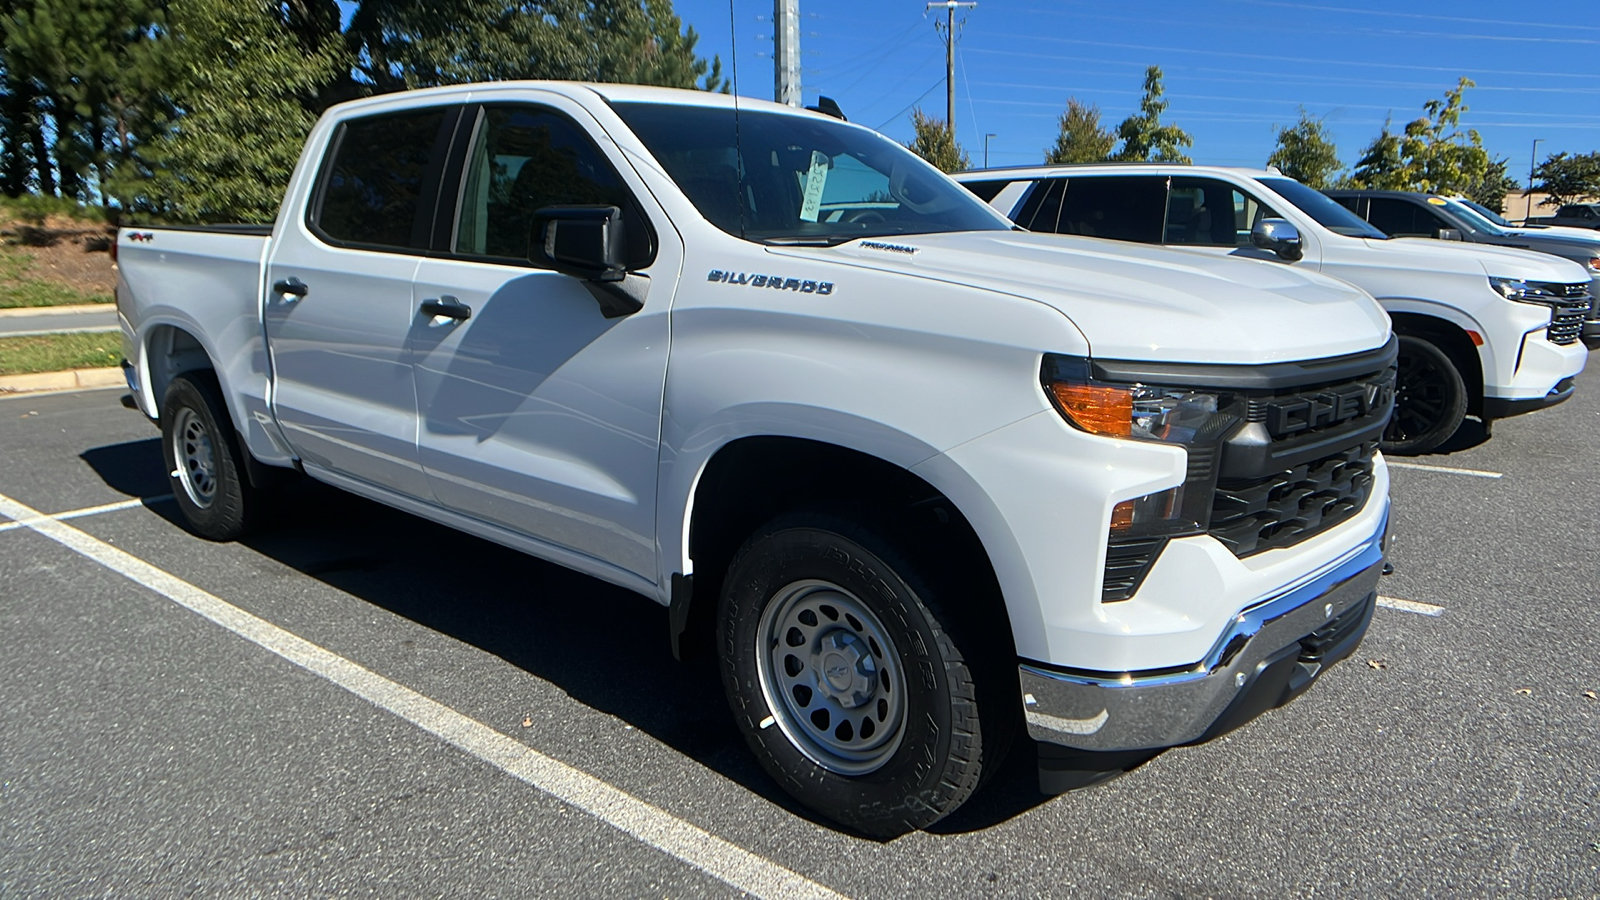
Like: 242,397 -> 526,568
611,103 -> 1010,244
1441,198 -> 1509,235
1260,177 -> 1389,239
1455,198 -> 1517,228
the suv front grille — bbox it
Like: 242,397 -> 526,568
1545,284 -> 1592,345
1209,441 -> 1378,557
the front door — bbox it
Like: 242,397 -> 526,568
265,105 -> 459,499
409,101 -> 678,582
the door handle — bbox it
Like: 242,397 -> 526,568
273,277 -> 309,299
420,295 -> 472,320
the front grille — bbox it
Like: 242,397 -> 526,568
1546,283 -> 1592,345
1209,441 -> 1378,557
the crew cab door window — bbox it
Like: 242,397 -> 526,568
1166,177 -> 1283,247
451,106 -> 654,267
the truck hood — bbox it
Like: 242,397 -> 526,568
1370,237 -> 1591,282
1509,224 -> 1600,242
807,231 -> 1390,365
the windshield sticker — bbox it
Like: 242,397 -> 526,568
707,269 -> 834,295
799,150 -> 829,223
858,241 -> 919,255
1426,197 -> 1446,205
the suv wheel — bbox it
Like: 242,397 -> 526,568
1381,334 -> 1467,455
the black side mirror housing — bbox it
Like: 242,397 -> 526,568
530,205 -> 627,283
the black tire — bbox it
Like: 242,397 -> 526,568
160,371 -> 259,541
1381,334 -> 1467,456
717,511 -> 1012,837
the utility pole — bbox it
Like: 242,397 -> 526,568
984,133 -> 996,168
1526,138 -> 1544,223
926,1 -> 976,140
774,0 -> 801,107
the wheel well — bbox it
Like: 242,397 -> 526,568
1388,313 -> 1485,416
145,325 -> 216,415
676,436 -> 1012,662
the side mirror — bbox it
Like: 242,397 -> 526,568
530,205 -> 627,283
1437,228 -> 1463,241
1251,217 -> 1303,261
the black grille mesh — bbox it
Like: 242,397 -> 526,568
1209,441 -> 1378,557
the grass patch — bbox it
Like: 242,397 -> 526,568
0,244 -> 112,308
0,331 -> 121,376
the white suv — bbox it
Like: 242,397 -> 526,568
958,166 -> 1592,453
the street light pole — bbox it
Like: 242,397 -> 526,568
1527,138 -> 1544,223
984,133 -> 996,168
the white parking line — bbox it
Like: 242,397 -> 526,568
1385,461 -> 1502,479
0,491 -> 845,900
1376,595 -> 1446,617
0,495 -> 172,533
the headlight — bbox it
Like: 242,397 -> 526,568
1042,356 -> 1241,539
1490,276 -> 1566,305
1586,256 -> 1600,274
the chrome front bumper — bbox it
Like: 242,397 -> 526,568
1018,518 -> 1386,752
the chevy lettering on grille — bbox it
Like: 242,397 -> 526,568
1261,380 -> 1393,439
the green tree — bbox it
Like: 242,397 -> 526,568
340,0 -> 723,97
1531,151 -> 1600,207
1266,107 -> 1341,189
1346,118 -> 1406,189
1,0 -> 169,204
905,107 -> 969,173
1044,97 -> 1115,164
117,0 -> 340,223
1462,158 -> 1519,213
1113,65 -> 1192,164
1395,78 -> 1491,195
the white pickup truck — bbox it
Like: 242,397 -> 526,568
117,82 -> 1395,835
957,166 -> 1593,454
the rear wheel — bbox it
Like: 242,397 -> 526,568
1381,334 -> 1467,455
161,371 -> 260,541
718,511 -> 1012,837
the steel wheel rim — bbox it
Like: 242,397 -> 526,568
172,408 -> 217,509
756,579 -> 908,775
1385,348 -> 1448,443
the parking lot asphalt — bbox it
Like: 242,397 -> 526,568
2,356 -> 1596,898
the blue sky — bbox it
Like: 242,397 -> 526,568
670,0 -> 1600,185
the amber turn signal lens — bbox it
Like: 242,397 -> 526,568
1048,382 -> 1132,436
1109,499 -> 1136,532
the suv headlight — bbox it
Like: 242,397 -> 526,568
1490,276 -> 1566,305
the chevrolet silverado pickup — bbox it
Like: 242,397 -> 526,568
118,83 -> 1395,835
958,166 -> 1592,454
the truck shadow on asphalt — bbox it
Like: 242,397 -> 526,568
80,437 -> 1062,838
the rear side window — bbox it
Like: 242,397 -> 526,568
313,108 -> 451,250
1030,176 -> 1165,243
1367,198 -> 1448,238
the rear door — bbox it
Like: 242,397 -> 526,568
409,98 -> 679,582
264,104 -> 461,499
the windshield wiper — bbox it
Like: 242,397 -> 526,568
758,236 -> 859,246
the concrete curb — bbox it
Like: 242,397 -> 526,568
0,303 -> 115,318
0,366 -> 123,394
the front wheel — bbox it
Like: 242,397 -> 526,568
1381,334 -> 1467,456
718,512 -> 1010,836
